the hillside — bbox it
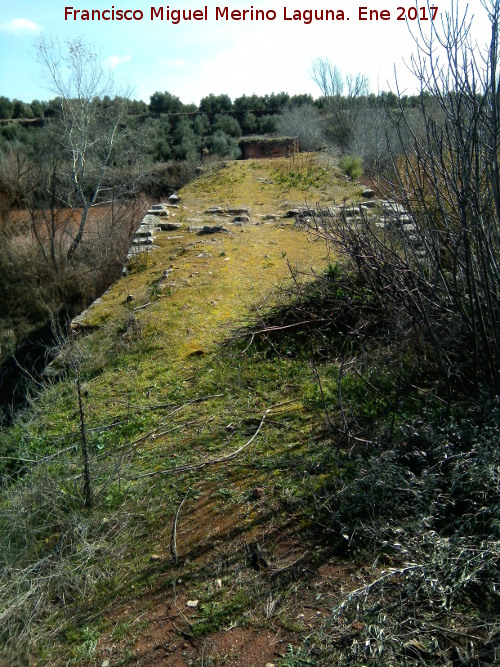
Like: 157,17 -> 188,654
0,154 -> 360,665
1,154 -> 498,667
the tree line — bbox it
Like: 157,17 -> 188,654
0,87 -> 432,165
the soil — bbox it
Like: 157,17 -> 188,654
93,495 -> 362,667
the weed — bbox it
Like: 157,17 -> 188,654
278,645 -> 316,666
66,624 -> 100,661
271,164 -> 331,192
110,620 -> 132,641
339,155 -> 363,180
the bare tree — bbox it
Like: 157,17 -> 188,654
276,104 -> 328,152
388,0 -> 500,391
307,0 -> 500,393
311,59 -> 370,151
0,37 -> 145,320
35,36 -> 130,261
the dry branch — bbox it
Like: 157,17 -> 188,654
133,408 -> 270,480
170,490 -> 190,565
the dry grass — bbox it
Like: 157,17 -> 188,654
182,153 -> 359,213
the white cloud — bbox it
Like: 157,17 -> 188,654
0,18 -> 42,35
102,54 -> 132,70
173,18 -> 419,103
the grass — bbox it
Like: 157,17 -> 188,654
0,154 -> 352,663
1,153 -> 497,666
183,153 -> 361,212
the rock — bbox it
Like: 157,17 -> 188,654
149,554 -> 161,562
158,222 -> 183,231
402,223 -> 417,233
101,661 -> 110,667
132,237 -> 154,246
197,225 -> 229,235
317,206 -> 338,216
205,207 -> 224,215
361,199 -> 377,208
340,206 -> 358,218
149,203 -> 170,215
138,222 -> 157,231
264,214 -> 280,220
362,188 -> 375,198
186,599 -> 199,608
381,200 -> 407,214
169,193 -> 180,203
232,215 -> 250,224
147,207 -> 169,217
283,208 -> 301,218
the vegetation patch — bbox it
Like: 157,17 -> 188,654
1,103 -> 498,666
0,154 -> 352,664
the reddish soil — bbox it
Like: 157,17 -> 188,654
93,490 -> 362,667
95,555 -> 361,667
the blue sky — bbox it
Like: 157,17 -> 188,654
0,1 -> 491,104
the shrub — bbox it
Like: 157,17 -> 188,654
338,155 -> 363,180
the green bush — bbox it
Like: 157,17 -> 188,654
339,155 -> 363,180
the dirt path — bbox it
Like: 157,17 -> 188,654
62,156 -> 365,667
